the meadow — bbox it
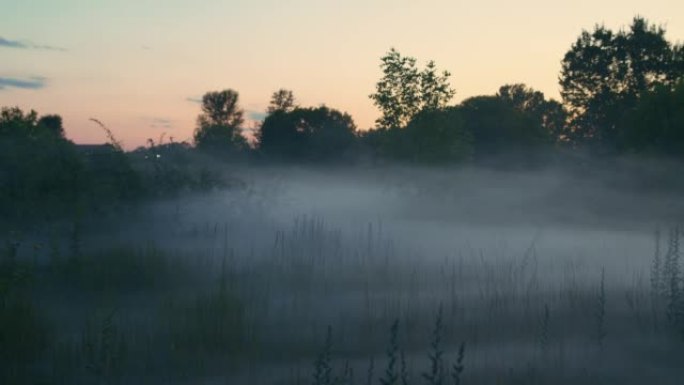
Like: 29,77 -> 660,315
2,165 -> 683,384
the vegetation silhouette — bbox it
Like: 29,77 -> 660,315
257,104 -> 357,162
2,16 -> 683,223
1,15 -> 684,382
560,16 -> 684,149
193,89 -> 247,155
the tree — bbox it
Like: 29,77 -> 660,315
193,89 -> 246,152
0,107 -> 85,218
257,106 -> 356,161
370,48 -> 455,129
457,96 -> 550,161
37,114 -> 64,138
0,107 -> 38,136
267,89 -> 297,114
420,61 -> 456,110
498,84 -> 567,141
1,108 -> 68,141
396,107 -> 472,163
622,80 -> 684,156
560,17 -> 684,146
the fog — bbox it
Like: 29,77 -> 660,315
7,163 -> 684,384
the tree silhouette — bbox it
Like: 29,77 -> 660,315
37,114 -> 65,138
267,89 -> 297,114
193,89 -> 247,152
498,84 -> 567,142
0,107 -> 38,136
622,79 -> 684,156
397,107 -> 472,163
257,106 -> 356,161
370,48 -> 455,129
560,17 -> 684,147
458,95 -> 550,161
0,107 -> 84,218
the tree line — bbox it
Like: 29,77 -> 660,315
1,16 -> 683,221
191,17 -> 683,163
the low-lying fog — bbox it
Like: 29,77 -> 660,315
137,165 -> 677,279
13,164 -> 684,384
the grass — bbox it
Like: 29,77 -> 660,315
595,267 -> 607,351
1,210 -> 683,384
0,239 -> 50,384
165,279 -> 245,358
52,245 -> 179,293
310,309 -> 466,385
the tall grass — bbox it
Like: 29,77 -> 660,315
310,309 -> 466,385
3,210 -> 683,384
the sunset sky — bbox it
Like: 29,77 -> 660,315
1,0 -> 683,148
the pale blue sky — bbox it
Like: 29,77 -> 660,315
1,0 -> 682,147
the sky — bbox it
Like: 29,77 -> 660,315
1,0 -> 683,148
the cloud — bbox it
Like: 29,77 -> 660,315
147,117 -> 173,129
0,76 -> 47,90
0,36 -> 66,51
186,96 -> 202,104
247,110 -> 267,121
0,37 -> 25,48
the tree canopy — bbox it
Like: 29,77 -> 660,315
193,89 -> 247,152
497,84 -> 567,142
257,105 -> 356,161
369,48 -> 455,129
622,79 -> 684,156
457,95 -> 550,160
267,89 -> 297,114
560,17 -> 684,147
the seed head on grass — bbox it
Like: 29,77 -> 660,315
312,325 -> 333,385
423,304 -> 444,385
595,268 -> 607,352
380,319 -> 400,385
651,227 -> 663,298
538,303 -> 550,354
400,349 -> 410,385
664,227 -> 681,324
366,356 -> 375,385
450,342 -> 465,385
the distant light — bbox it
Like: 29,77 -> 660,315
156,154 -> 161,158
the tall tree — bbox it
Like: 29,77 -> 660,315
257,106 -> 356,161
420,61 -> 456,110
622,79 -> 684,156
559,17 -> 684,146
193,89 -> 246,151
458,96 -> 550,160
267,89 -> 297,114
370,48 -> 455,129
498,84 -> 567,141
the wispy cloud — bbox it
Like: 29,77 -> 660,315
0,36 -> 66,51
247,110 -> 267,121
0,76 -> 47,90
147,117 -> 173,129
0,37 -> 25,48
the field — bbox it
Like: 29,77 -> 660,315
2,166 -> 683,384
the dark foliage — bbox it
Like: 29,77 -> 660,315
193,89 -> 247,155
560,17 -> 684,148
257,106 -> 356,162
